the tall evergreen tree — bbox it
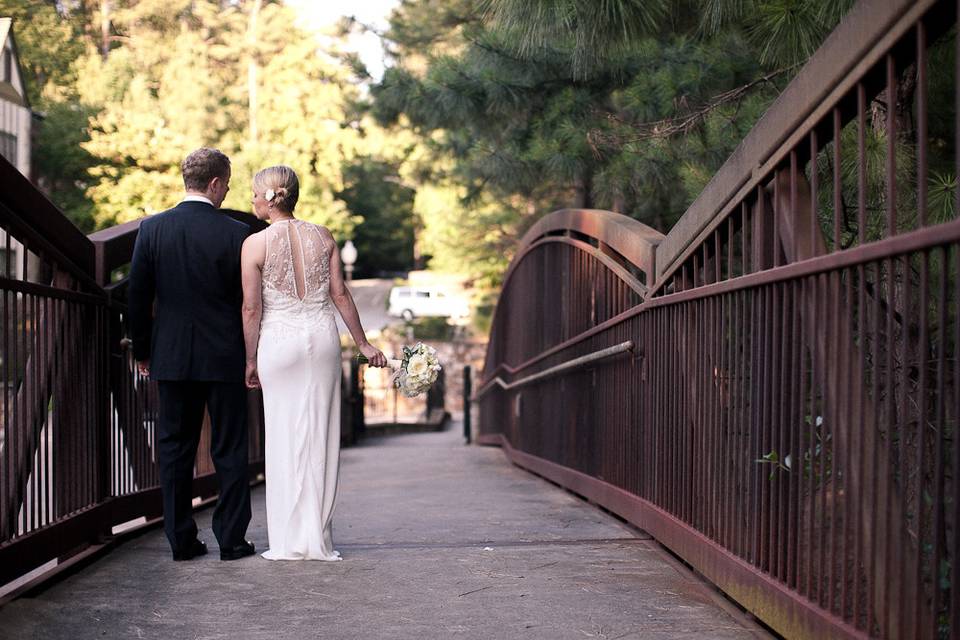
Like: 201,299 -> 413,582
367,0 -> 868,291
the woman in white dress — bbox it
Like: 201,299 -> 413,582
240,165 -> 386,560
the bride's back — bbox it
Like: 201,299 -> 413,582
261,219 -> 332,309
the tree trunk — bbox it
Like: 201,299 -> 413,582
573,171 -> 592,209
870,63 -> 917,141
247,0 -> 262,145
611,192 -> 626,214
99,0 -> 111,60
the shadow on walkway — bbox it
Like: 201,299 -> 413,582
0,425 -> 770,640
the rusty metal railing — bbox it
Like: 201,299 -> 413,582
478,1 -> 959,638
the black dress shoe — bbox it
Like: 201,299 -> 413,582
172,539 -> 208,561
220,540 -> 256,561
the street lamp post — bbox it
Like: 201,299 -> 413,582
341,240 -> 357,282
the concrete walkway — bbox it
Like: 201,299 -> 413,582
0,426 -> 769,640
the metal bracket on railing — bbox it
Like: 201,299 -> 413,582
473,340 -> 635,401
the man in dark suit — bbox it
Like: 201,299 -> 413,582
128,148 -> 256,561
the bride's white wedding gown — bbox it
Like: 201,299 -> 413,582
258,219 -> 342,561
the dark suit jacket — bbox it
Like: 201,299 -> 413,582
128,201 -> 251,382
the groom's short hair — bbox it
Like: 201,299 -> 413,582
181,148 -> 231,191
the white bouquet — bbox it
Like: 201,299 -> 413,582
357,342 -> 442,398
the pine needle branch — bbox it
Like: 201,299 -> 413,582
588,64 -> 799,146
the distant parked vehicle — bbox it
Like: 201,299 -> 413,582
388,286 -> 470,322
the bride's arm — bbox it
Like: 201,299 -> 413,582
241,233 -> 265,387
324,229 -> 387,367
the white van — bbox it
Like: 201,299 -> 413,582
388,286 -> 470,321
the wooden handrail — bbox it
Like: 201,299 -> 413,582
0,159 -> 98,287
88,209 -> 267,286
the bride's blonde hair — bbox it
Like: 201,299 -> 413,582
253,165 -> 300,213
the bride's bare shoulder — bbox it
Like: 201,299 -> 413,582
243,227 -> 270,245
241,229 -> 268,260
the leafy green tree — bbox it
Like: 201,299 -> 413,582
5,0 -> 374,237
0,0 -> 85,103
335,158 -> 416,278
32,101 -> 100,231
67,0 -> 366,235
0,1 -> 97,228
79,2 -> 244,225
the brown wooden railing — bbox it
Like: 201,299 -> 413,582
0,158 -> 360,595
0,158 -> 261,592
477,1 -> 959,638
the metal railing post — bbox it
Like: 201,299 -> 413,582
463,365 -> 471,444
350,356 -> 364,441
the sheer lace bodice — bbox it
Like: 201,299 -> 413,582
261,219 -> 334,325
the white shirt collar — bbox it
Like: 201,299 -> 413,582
182,194 -> 215,207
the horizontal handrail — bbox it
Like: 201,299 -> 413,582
0,158 -> 98,280
0,275 -> 108,304
88,218 -> 143,287
88,209 -> 267,286
474,340 -> 634,400
480,215 -> 960,387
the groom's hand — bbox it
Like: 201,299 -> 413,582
136,359 -> 150,378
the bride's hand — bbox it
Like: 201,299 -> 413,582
245,361 -> 260,388
359,343 -> 387,367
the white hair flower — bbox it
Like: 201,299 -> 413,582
265,188 -> 276,201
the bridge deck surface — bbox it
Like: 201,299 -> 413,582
0,426 -> 768,640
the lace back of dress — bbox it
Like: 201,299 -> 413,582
263,220 -> 329,301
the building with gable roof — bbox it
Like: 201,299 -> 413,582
0,18 -> 39,281
0,18 -> 31,177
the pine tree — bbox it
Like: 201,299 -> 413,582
368,0 -> 873,275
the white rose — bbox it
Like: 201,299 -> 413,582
401,376 -> 422,397
407,354 -> 429,377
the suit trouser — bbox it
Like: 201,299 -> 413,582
156,380 -> 251,552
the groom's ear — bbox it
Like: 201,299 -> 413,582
209,174 -> 228,192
